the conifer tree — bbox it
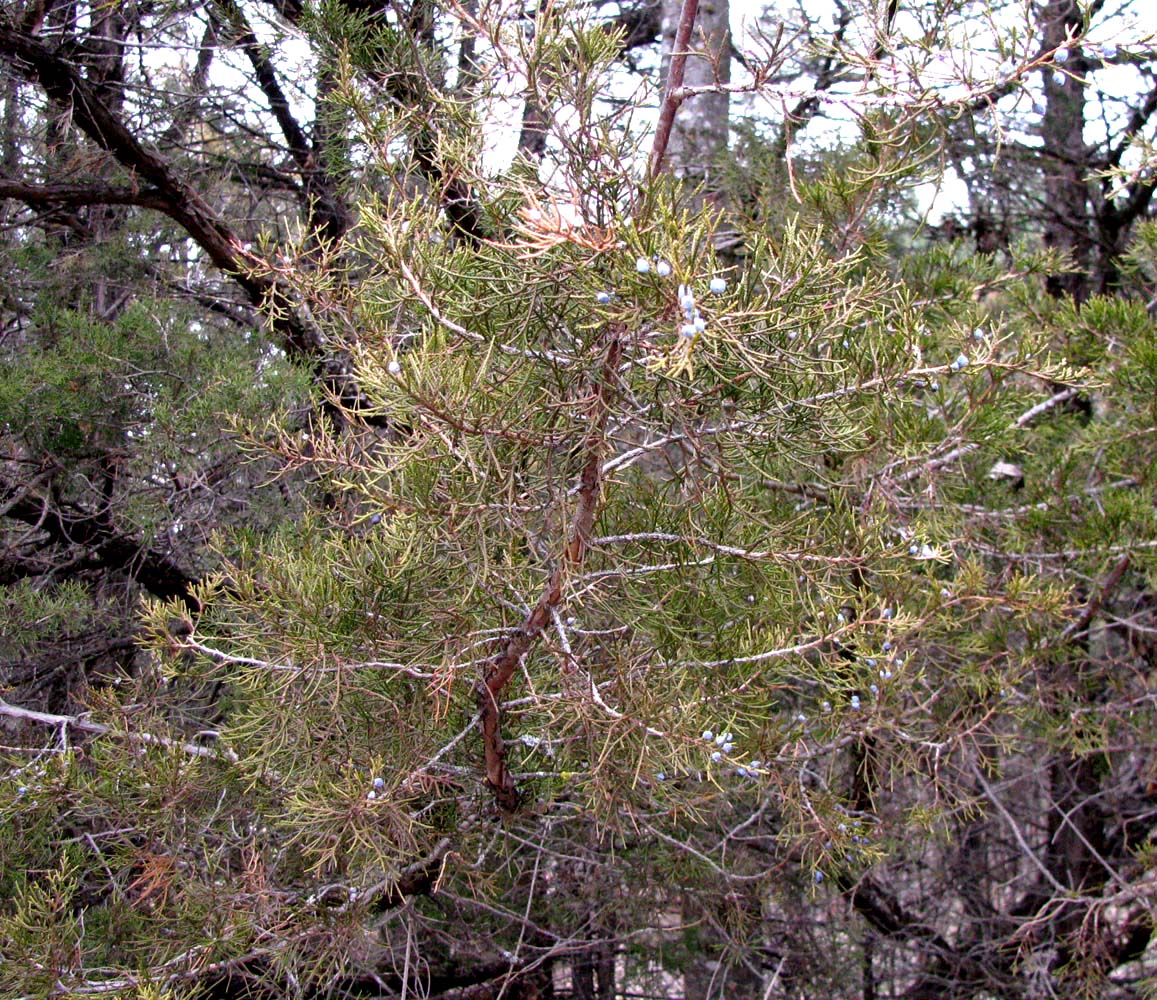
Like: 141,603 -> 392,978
1,2 -> 1156,999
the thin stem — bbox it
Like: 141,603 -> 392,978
0,697 -> 239,763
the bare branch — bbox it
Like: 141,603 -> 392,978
1,481 -> 202,612
0,22 -> 322,355
0,696 -> 238,763
0,177 -> 168,209
647,0 -> 700,179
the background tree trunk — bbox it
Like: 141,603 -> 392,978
1039,0 -> 1092,301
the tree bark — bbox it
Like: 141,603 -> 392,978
1039,0 -> 1092,302
659,0 -> 730,184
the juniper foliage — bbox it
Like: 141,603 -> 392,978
1,2 -> 1157,999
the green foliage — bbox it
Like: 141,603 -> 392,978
0,579 -> 98,647
3,1 -> 1157,997
113,54 -> 1156,986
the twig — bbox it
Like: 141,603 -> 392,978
1059,552 -> 1131,643
180,638 -> 437,679
0,697 -> 239,763
897,386 -> 1082,484
552,607 -> 669,739
971,760 -> 1071,896
1014,386 -> 1079,428
588,531 -> 864,564
398,257 -> 574,365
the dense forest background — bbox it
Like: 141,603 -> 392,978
1,0 -> 1157,997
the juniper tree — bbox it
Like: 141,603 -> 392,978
1,2 -> 1157,999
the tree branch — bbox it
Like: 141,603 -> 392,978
219,0 -> 349,243
611,0 -> 663,52
476,330 -> 623,810
0,22 -> 322,356
1,482 -> 202,612
1060,552 -> 1131,642
0,696 -> 238,762
1105,82 -> 1157,172
0,176 -> 168,209
779,0 -> 852,155
647,0 -> 701,179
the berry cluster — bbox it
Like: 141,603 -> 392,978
603,255 -> 728,345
